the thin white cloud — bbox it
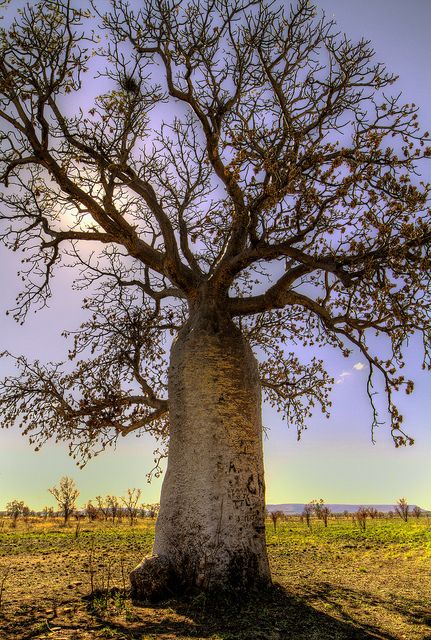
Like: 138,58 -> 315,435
336,373 -> 350,384
353,362 -> 365,371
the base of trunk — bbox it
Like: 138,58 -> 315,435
130,555 -> 176,601
130,550 -> 271,601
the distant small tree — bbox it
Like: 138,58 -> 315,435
121,489 -> 142,526
395,498 -> 409,522
22,505 -> 30,525
321,506 -> 331,528
310,499 -> 324,518
356,507 -> 368,532
48,477 -> 79,524
6,500 -> 27,527
85,501 -> 99,522
367,508 -> 378,519
310,499 -> 330,527
142,503 -> 160,519
270,510 -> 283,532
105,495 -> 120,524
302,504 -> 314,530
412,505 -> 422,519
95,496 -> 109,521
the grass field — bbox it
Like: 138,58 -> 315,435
0,516 -> 430,639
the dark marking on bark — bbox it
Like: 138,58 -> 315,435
239,439 -> 247,454
247,474 -> 257,495
229,461 -> 237,473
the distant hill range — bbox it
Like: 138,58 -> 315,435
266,503 -> 426,514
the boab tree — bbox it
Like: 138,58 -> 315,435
0,0 -> 430,597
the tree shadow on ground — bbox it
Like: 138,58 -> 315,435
307,580 -> 431,633
86,584 -> 403,640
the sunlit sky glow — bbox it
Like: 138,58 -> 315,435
0,0 -> 430,511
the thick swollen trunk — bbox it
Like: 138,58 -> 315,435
130,311 -> 271,599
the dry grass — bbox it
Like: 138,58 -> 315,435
0,516 -> 430,639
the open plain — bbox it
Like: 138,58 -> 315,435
0,516 -> 430,640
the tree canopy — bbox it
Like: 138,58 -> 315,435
0,0 -> 430,467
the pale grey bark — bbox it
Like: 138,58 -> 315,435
130,309 -> 271,597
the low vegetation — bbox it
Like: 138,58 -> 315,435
0,513 -> 430,639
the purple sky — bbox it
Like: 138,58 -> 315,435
0,0 -> 430,511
